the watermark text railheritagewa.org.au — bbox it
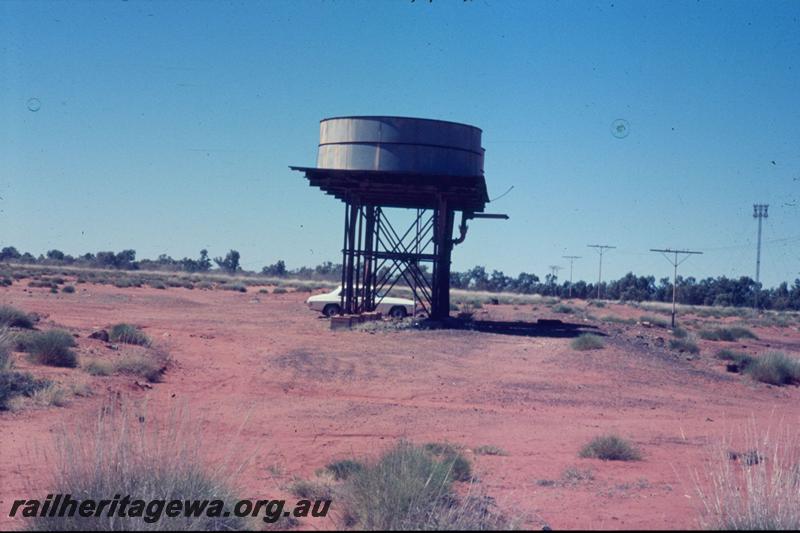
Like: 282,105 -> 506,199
8,494 -> 331,524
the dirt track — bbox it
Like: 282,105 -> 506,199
2,282 -> 800,530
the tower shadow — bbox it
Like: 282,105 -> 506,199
441,318 -> 605,338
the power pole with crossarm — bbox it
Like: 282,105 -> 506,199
562,255 -> 581,298
587,245 -> 616,300
753,204 -> 768,311
650,248 -> 703,328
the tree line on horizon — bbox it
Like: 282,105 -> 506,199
2,245 -> 799,311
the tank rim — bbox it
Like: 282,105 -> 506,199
320,115 -> 482,133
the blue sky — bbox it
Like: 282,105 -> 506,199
1,0 -> 798,287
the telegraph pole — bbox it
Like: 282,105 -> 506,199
587,245 -> 615,300
753,204 -> 768,311
650,248 -> 703,328
562,255 -> 581,298
548,265 -> 563,296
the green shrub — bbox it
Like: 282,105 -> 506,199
553,304 -> 575,314
669,337 -> 700,354
744,352 -> 800,386
571,333 -> 604,351
0,305 -> 34,328
25,330 -> 78,368
579,435 -> 641,461
0,371 -> 51,410
325,459 -> 365,481
109,324 -> 150,346
272,287 -> 288,294
699,327 -> 758,342
61,285 -> 76,294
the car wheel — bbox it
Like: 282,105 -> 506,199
389,306 -> 407,319
323,304 -> 342,317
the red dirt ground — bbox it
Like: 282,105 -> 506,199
2,282 -> 800,530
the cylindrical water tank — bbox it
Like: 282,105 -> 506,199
317,116 -> 484,176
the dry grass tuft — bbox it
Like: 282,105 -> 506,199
28,403 -> 245,531
694,423 -> 800,530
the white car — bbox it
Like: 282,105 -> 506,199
306,287 -> 416,318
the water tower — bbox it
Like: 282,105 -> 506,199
291,116 -> 506,320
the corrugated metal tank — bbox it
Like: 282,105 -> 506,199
317,116 -> 484,176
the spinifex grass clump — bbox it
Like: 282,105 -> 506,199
25,329 -> 78,368
84,354 -> 165,383
0,305 -> 34,328
579,434 -> 641,461
28,404 -> 245,531
640,315 -> 669,328
1,331 -> 51,410
325,459 -> 365,481
342,441 -> 507,530
0,329 -> 11,371
220,283 -> 247,293
109,323 -> 150,347
669,337 -> 700,354
744,352 -> 800,386
672,326 -> 688,338
422,442 -> 472,482
0,371 -> 51,410
473,445 -> 508,456
716,349 -> 755,372
699,326 -> 758,342
571,333 -> 605,351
